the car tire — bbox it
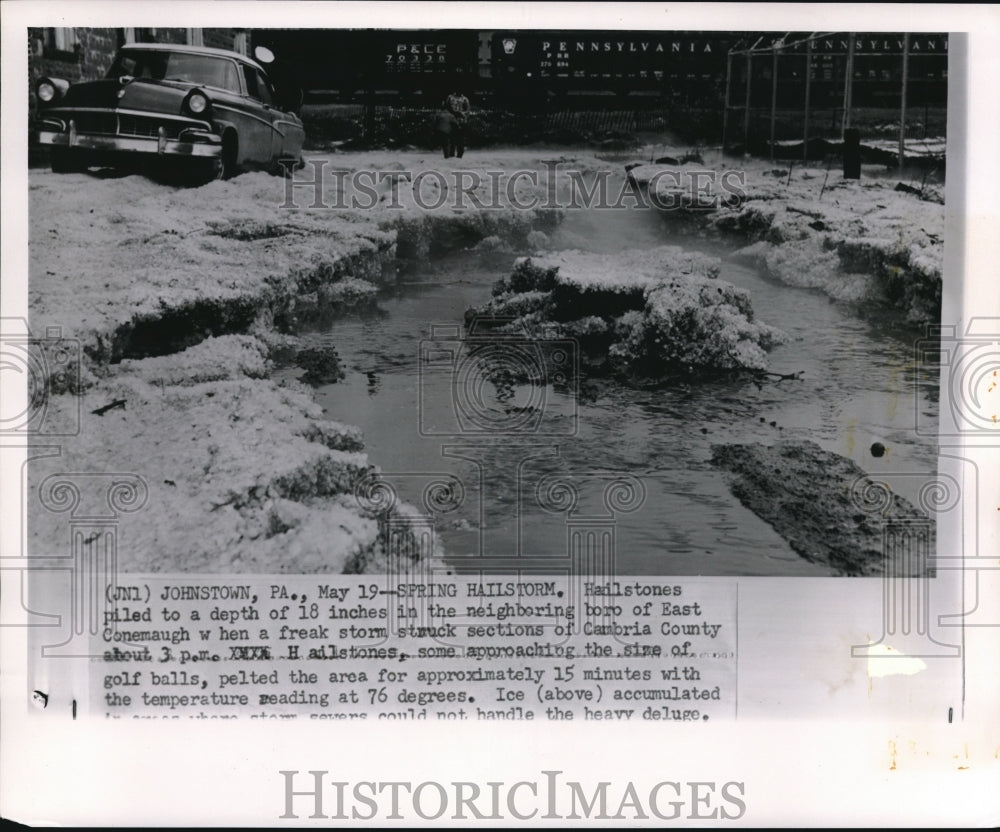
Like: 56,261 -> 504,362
50,149 -> 86,174
210,133 -> 240,181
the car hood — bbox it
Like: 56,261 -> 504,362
58,78 -> 198,116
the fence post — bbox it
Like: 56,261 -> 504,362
841,32 -> 855,137
769,47 -> 778,160
899,33 -> 910,173
843,127 -> 861,178
802,35 -> 812,162
743,51 -> 752,151
363,30 -> 377,142
722,51 -> 733,153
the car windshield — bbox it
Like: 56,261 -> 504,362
107,50 -> 241,93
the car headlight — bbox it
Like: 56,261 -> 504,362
36,77 -> 68,105
186,91 -> 209,115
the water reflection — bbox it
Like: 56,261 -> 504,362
284,205 -> 939,576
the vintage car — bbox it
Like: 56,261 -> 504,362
35,43 -> 304,179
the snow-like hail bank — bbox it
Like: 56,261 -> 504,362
468,246 -> 788,381
627,160 -> 945,325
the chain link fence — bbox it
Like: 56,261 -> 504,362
722,32 -> 947,168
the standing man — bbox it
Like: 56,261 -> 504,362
434,107 -> 460,158
443,88 -> 471,158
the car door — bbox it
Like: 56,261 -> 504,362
256,67 -> 305,163
272,92 -> 305,163
239,64 -> 282,165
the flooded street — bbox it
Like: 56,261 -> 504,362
288,203 -> 939,576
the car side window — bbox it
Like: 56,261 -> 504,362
241,65 -> 258,99
242,65 -> 274,105
219,61 -> 241,94
254,70 -> 274,106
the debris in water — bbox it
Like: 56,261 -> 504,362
712,440 -> 931,576
296,345 -> 346,386
92,399 -> 126,416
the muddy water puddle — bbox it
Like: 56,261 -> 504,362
280,205 -> 939,575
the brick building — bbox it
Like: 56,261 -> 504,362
28,27 -> 248,156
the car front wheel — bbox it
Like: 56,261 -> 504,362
213,133 -> 240,180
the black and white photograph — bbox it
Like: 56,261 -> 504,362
2,2 -> 998,827
21,25 -> 952,578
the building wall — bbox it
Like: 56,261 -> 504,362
29,26 -> 248,104
204,29 -> 248,54
28,27 -> 122,114
137,28 -> 189,46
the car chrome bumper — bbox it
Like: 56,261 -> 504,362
38,122 -> 221,158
